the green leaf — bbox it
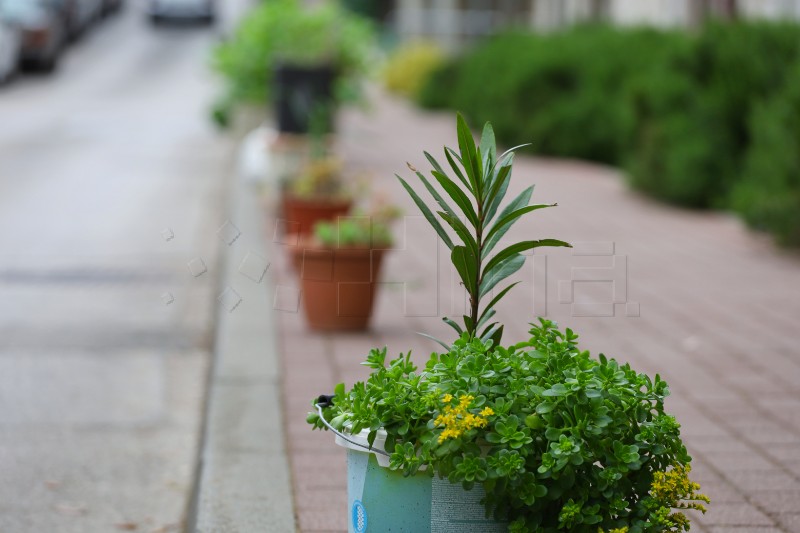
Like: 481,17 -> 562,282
451,245 -> 478,295
484,152 -> 514,215
456,113 -> 481,196
483,186 -> 534,257
478,282 -> 519,321
479,122 -> 496,177
423,151 -> 446,176
413,169 -> 459,221
480,254 -> 525,298
485,204 -> 555,244
397,175 -> 454,250
438,212 -> 478,256
476,308 -> 496,331
442,317 -> 463,335
484,240 -> 571,278
444,147 -> 472,192
432,170 -> 478,227
415,331 -> 451,351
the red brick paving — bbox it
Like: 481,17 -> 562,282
271,93 -> 800,532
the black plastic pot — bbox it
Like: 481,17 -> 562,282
273,63 -> 337,135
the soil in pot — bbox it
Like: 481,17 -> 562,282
293,244 -> 386,331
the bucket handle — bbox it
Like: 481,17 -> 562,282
315,395 -> 390,458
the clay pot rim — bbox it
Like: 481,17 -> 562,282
289,240 -> 391,257
282,193 -> 352,207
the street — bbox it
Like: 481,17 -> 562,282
0,4 -> 241,531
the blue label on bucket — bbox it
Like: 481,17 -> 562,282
352,500 -> 367,532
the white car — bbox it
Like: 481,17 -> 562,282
0,12 -> 21,83
147,0 -> 214,24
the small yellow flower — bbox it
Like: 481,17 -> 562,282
442,393 -> 453,403
480,407 -> 494,417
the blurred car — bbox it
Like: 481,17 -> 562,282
147,0 -> 214,24
46,0 -> 101,40
0,13 -> 21,83
0,0 -> 65,71
102,0 -> 123,16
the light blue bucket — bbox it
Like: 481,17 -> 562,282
324,420 -> 506,533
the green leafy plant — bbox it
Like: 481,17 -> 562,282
308,116 -> 708,531
397,114 -> 569,345
313,202 -> 400,247
287,157 -> 349,200
211,0 -> 374,127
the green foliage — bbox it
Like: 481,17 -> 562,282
309,320 -> 707,532
398,115 -> 570,342
419,28 -> 690,165
628,21 -> 800,208
314,215 -> 393,247
730,64 -> 800,246
211,0 -> 374,125
419,22 -> 800,242
383,41 -> 447,99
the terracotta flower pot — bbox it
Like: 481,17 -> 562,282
293,243 -> 387,332
281,194 -> 352,237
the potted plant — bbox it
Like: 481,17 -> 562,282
308,115 -> 709,532
282,156 -> 353,238
293,202 -> 399,332
210,0 -> 374,131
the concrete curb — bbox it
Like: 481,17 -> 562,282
190,139 -> 296,532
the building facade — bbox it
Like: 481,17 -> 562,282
393,0 -> 800,49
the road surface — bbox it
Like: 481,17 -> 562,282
0,3 -> 247,531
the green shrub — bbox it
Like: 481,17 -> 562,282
627,21 -> 800,208
419,28 -> 689,166
730,65 -> 800,246
211,0 -> 374,126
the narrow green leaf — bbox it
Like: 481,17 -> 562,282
444,147 -> 472,192
432,170 -> 478,227
484,239 -> 571,277
479,122 -> 496,177
480,254 -> 526,297
451,245 -> 478,295
485,204 -> 555,243
483,186 -> 534,257
456,113 -> 481,196
498,143 -> 532,160
423,151 -> 446,176
416,331 -> 451,351
414,170 -> 459,220
397,175 -> 454,250
442,317 -> 463,335
484,154 -> 515,223
478,282 -> 519,321
438,212 -> 478,256
480,321 -> 498,339
476,308 -> 496,331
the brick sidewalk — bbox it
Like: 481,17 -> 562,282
272,94 -> 800,532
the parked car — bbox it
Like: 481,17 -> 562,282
46,0 -> 101,40
0,12 -> 21,83
102,0 -> 123,16
147,0 -> 214,25
0,0 -> 64,71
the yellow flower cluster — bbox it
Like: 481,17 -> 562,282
651,465 -> 710,513
434,394 -> 494,443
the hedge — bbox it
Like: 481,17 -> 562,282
417,21 -> 800,244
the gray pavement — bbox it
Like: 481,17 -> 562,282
191,139 -> 295,533
0,3 -> 250,531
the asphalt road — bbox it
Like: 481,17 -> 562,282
0,4 -> 246,531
